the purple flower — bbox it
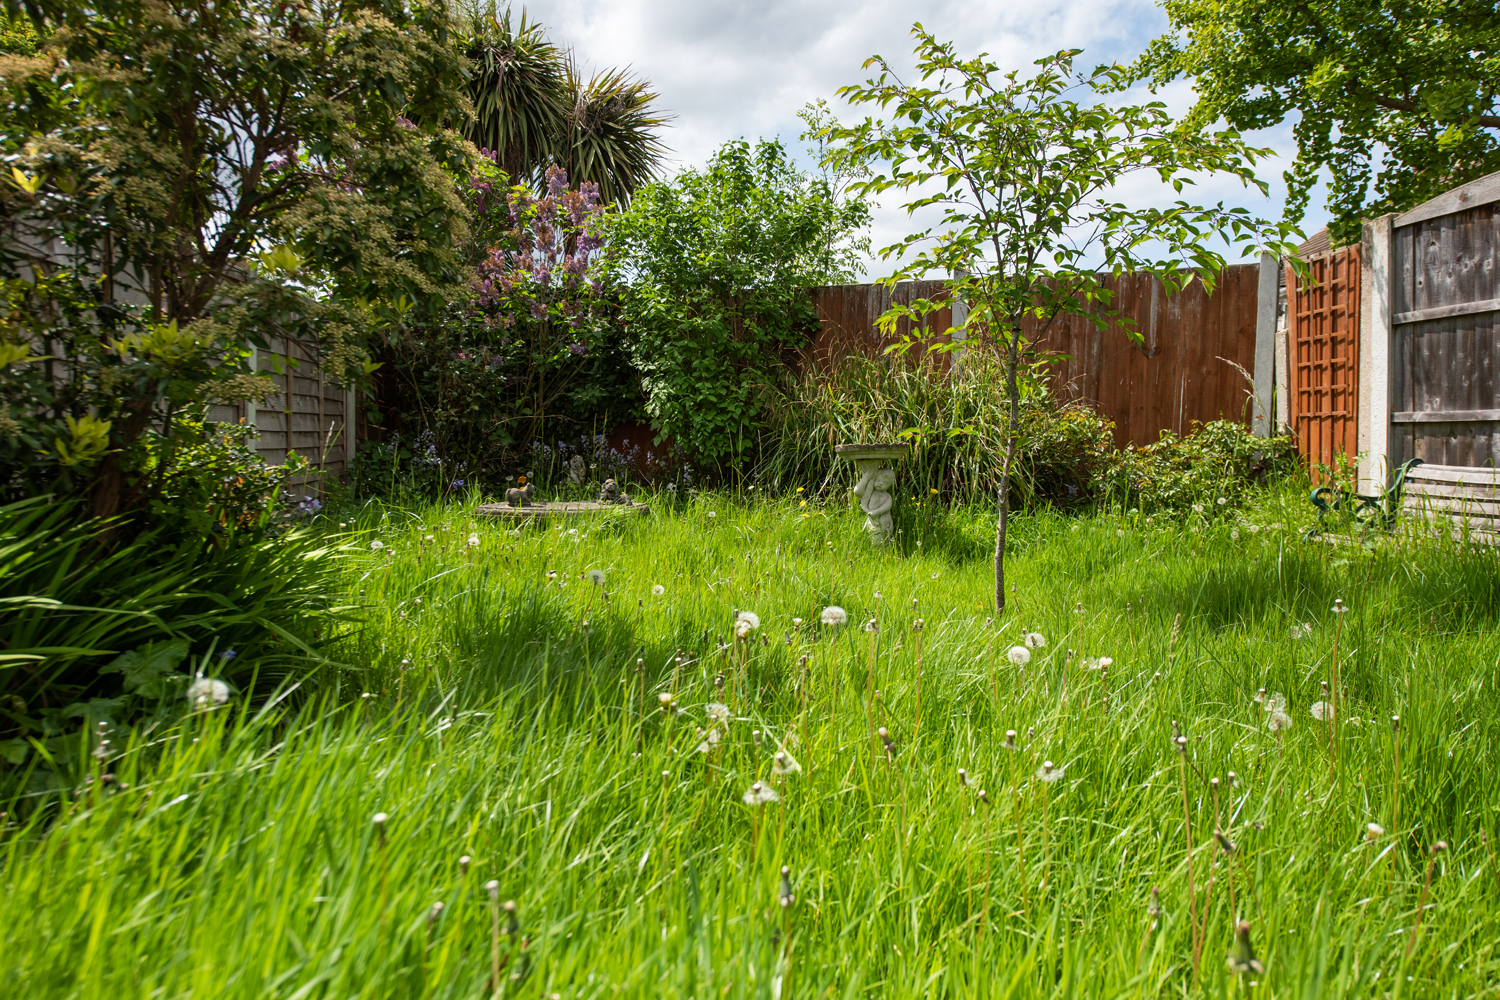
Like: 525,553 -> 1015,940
220,649 -> 237,661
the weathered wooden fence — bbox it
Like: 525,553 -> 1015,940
1357,167 -> 1500,534
809,264 -> 1274,449
206,335 -> 357,495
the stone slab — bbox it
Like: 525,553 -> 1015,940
475,500 -> 651,521
834,443 -> 910,462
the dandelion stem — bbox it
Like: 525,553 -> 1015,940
1178,751 -> 1201,981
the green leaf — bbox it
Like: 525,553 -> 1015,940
99,639 -> 191,698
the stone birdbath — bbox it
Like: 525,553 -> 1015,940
834,443 -> 909,545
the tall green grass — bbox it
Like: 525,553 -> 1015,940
757,352 -> 1115,508
4,488 -> 1500,997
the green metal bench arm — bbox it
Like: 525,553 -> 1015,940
1309,458 -> 1424,531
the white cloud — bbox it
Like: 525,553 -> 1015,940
523,0 -> 1328,275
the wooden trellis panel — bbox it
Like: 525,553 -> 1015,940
1286,246 -> 1361,472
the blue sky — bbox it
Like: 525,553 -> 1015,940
523,0 -> 1329,275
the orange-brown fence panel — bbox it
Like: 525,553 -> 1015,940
1285,246 -> 1361,474
807,266 -> 1262,450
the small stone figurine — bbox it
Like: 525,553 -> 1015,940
598,478 -> 631,505
853,466 -> 897,543
505,479 -> 536,507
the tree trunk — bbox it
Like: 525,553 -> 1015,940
994,326 -> 1021,613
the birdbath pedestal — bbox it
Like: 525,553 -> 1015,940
834,443 -> 909,545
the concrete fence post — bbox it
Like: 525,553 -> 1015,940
1359,215 -> 1394,489
1253,252 -> 1278,436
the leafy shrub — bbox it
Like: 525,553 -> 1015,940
606,139 -> 870,470
369,163 -> 644,493
0,497 -> 350,787
1102,419 -> 1299,514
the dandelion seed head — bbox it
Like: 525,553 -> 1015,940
1036,760 -> 1064,783
369,539 -> 384,550
736,610 -> 761,630
743,781 -> 779,806
586,569 -> 606,586
652,584 -> 665,596
957,767 -> 968,786
705,702 -> 730,724
863,619 -> 878,633
1366,823 -> 1385,841
1268,710 -> 1292,732
186,676 -> 230,708
1024,632 -> 1046,649
1310,700 -> 1335,721
773,750 -> 801,775
372,812 -> 388,825
1004,730 -> 1017,751
1007,646 -> 1031,666
1332,598 -> 1348,614
486,880 -> 500,899
467,533 -> 480,546
821,606 -> 848,626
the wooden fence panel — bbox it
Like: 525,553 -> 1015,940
808,281 -> 953,371
1389,199 -> 1500,469
1286,245 -> 1361,472
206,335 -> 355,494
807,266 -> 1262,450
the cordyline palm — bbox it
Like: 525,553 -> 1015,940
459,7 -> 568,187
555,61 -> 671,206
456,6 -> 669,204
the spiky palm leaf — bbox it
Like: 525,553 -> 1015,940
460,8 -> 568,186
556,62 -> 671,206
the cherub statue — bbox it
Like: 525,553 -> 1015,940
853,466 -> 897,543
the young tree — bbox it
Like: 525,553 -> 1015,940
832,30 -> 1299,613
1131,0 -> 1500,244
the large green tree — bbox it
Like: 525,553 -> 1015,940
0,0 -> 474,524
832,31 -> 1298,616
1132,0 -> 1500,243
